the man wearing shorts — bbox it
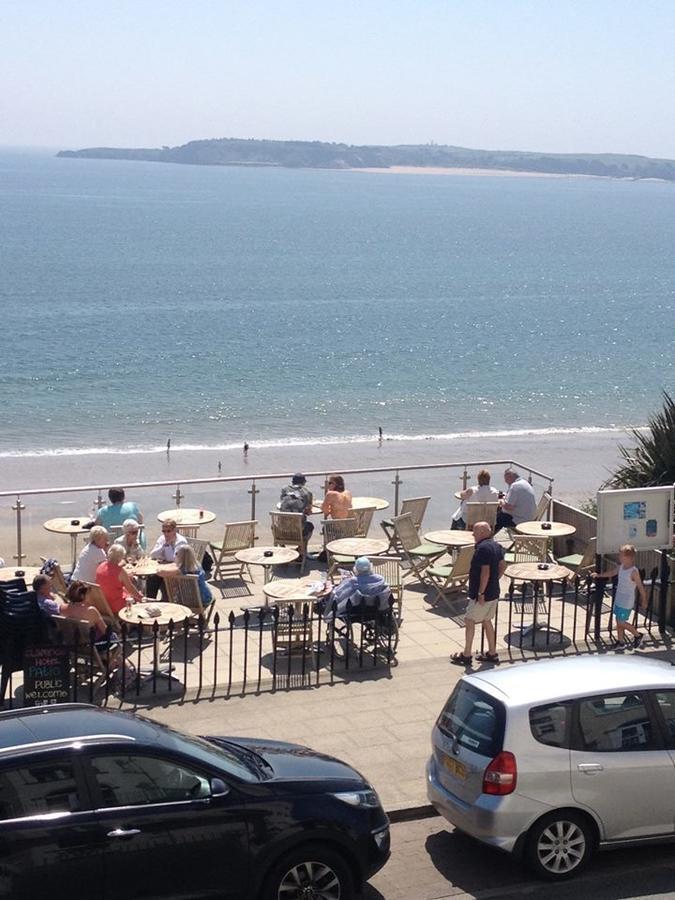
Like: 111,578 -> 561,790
451,521 -> 505,666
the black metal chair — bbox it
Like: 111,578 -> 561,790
0,590 -> 45,704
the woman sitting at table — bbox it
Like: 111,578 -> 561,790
158,544 -> 213,607
72,526 -> 109,583
451,468 -> 500,531
114,519 -> 144,562
321,474 -> 353,519
95,544 -> 143,616
61,581 -> 134,681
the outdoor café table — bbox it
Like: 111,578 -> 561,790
311,496 -> 390,515
263,577 -> 330,603
325,537 -> 389,559
118,601 -> 192,685
424,530 -> 476,549
506,562 -> 574,648
125,557 -> 160,577
0,565 -> 41,584
235,546 -> 299,585
43,516 -> 92,570
157,508 -> 217,526
515,521 -> 577,538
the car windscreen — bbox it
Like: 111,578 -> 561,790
437,681 -> 505,758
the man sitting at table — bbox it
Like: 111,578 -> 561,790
32,574 -> 64,617
495,469 -> 537,532
451,468 -> 500,530
71,526 -> 109,583
146,519 -> 187,598
96,487 -> 145,547
279,473 -> 314,541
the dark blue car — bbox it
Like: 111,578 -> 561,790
0,704 -> 389,899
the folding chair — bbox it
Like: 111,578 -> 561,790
178,526 -> 200,539
464,501 -> 499,531
186,537 -> 210,567
209,520 -> 257,582
353,506 -> 376,538
82,582 -> 119,629
556,536 -> 597,573
534,492 -> 552,522
366,555 -> 403,624
323,518 -> 358,580
426,545 -> 474,606
504,536 -> 549,565
270,512 -> 307,574
271,599 -> 314,656
52,615 -> 117,694
381,497 -> 430,551
40,558 -> 69,595
161,573 -> 211,621
391,513 -> 444,588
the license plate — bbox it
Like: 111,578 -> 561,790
442,753 -> 466,780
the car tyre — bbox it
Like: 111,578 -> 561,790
261,842 -> 355,900
525,810 -> 594,880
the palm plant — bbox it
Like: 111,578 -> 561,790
604,392 -> 675,489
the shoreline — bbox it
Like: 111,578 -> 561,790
348,165 -> 660,181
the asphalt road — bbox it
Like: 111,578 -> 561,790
363,815 -> 675,900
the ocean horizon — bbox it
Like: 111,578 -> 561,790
1,148 -> 672,459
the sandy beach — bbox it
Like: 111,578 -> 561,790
349,165 -> 602,179
0,429 -> 625,565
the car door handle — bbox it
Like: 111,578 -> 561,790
107,828 -> 141,839
577,763 -> 603,774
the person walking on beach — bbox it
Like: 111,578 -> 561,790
594,544 -> 648,648
243,442 -> 249,456
451,522 -> 505,666
218,460 -> 222,474
495,469 -> 536,532
378,426 -> 383,441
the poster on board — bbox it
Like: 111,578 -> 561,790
597,485 -> 673,555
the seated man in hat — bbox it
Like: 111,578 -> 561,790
278,473 -> 314,540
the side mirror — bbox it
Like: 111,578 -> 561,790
210,777 -> 229,798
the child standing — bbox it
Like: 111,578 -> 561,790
595,544 -> 648,648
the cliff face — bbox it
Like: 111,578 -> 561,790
57,137 -> 675,181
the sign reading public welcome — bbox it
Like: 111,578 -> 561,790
597,486 -> 674,555
23,645 -> 71,706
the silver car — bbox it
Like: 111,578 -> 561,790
427,655 -> 675,879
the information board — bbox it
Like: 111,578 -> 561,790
597,485 -> 674,555
23,645 -> 71,706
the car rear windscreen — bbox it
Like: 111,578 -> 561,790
437,682 -> 505,758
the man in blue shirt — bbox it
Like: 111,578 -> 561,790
95,487 -> 145,547
451,522 -> 505,666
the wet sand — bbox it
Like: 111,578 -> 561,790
0,430 -> 624,565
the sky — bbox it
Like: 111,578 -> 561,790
2,0 -> 675,157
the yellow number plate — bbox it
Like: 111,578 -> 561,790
442,753 -> 467,780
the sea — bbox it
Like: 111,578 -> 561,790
1,148 -> 673,463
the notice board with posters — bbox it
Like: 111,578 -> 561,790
597,485 -> 674,555
23,645 -> 71,706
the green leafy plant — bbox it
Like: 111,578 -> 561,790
604,391 -> 675,489
579,497 -> 597,517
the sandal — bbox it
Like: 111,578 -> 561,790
450,652 -> 473,666
477,652 -> 500,663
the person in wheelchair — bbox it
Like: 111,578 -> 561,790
324,557 -> 391,622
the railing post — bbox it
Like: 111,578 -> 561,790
96,490 -> 104,509
461,467 -> 469,490
12,495 -> 25,565
173,484 -> 183,507
392,471 -> 401,515
249,479 -> 259,522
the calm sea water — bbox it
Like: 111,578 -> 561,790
1,149 -> 673,458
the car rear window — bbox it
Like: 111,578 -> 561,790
530,701 -> 572,748
437,681 -> 505,758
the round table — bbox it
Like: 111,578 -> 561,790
515,521 -> 577,538
311,496 -> 389,515
425,530 -> 476,548
506,562 -> 573,650
325,537 -> 389,558
43,516 -> 93,569
0,565 -> 42,583
157,508 -> 217,526
125,558 -> 159,577
119,601 -> 192,685
235,546 -> 299,584
263,577 -> 330,603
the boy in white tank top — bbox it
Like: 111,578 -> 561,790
594,544 -> 648,648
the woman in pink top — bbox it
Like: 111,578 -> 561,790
321,474 -> 353,519
96,544 -> 143,615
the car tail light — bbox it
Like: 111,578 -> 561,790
482,751 -> 517,795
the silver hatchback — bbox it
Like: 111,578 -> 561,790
427,655 -> 675,879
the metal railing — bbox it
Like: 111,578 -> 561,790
0,458 -> 554,565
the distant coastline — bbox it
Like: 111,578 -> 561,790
57,136 -> 675,182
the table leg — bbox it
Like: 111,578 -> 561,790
70,534 -> 78,571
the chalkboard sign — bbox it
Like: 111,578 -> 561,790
23,645 -> 71,706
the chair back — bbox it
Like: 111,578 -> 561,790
451,545 -> 475,579
270,512 -> 304,547
465,501 -> 498,530
365,556 -> 403,620
221,520 -> 257,553
82,582 -> 118,627
161,574 -> 204,617
186,537 -> 209,566
391,514 -> 421,554
534,492 -> 552,522
52,615 -> 109,677
577,537 -> 597,571
40,558 -> 68,594
398,497 -> 430,530
511,536 -> 548,563
353,507 -> 376,538
0,578 -> 27,596
322,518 -> 357,546
178,526 -> 200,539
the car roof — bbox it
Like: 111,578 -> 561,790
0,704 -> 161,757
465,656 -> 675,707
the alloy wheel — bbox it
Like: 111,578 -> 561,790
277,859 -> 342,899
536,819 -> 586,874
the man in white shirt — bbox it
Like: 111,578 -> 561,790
71,526 -> 109,583
146,519 -> 188,598
451,469 -> 500,530
496,470 -> 537,531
